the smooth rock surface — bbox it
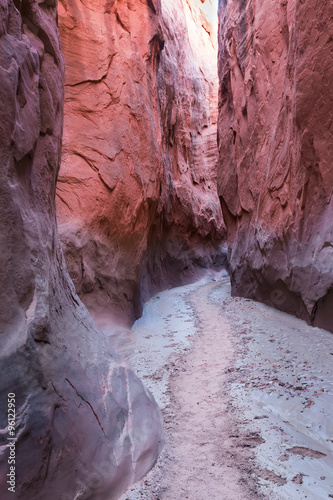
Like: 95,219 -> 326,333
217,0 -> 333,331
56,0 -> 225,326
0,2 -> 163,498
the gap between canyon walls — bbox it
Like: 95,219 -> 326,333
56,0 -> 225,327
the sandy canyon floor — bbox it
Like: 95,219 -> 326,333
113,273 -> 333,500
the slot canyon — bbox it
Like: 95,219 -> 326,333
0,1 -> 332,500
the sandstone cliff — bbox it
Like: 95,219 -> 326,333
0,1 -> 163,498
56,0 -> 225,326
217,0 -> 333,332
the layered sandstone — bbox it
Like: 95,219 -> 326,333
56,0 -> 225,326
0,1 -> 163,498
217,0 -> 333,332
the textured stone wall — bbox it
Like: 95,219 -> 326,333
56,0 -> 225,326
217,0 -> 333,332
0,1 -> 163,498
142,0 -> 224,299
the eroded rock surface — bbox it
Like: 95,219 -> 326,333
0,1 -> 163,498
217,0 -> 333,331
56,0 -> 225,326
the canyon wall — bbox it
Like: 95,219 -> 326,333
217,0 -> 333,332
56,0 -> 225,326
0,1 -> 163,498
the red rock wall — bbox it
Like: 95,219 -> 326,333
56,0 -> 225,326
217,0 -> 333,332
0,1 -> 163,497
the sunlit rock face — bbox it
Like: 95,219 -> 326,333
56,0 -> 224,326
0,1 -> 163,498
217,0 -> 333,332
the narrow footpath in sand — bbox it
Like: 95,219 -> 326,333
117,274 -> 333,500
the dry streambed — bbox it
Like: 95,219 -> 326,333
116,274 -> 333,499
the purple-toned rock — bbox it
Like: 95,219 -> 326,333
217,0 -> 333,332
0,1 -> 163,498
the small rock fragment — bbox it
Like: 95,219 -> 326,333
292,473 -> 304,484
